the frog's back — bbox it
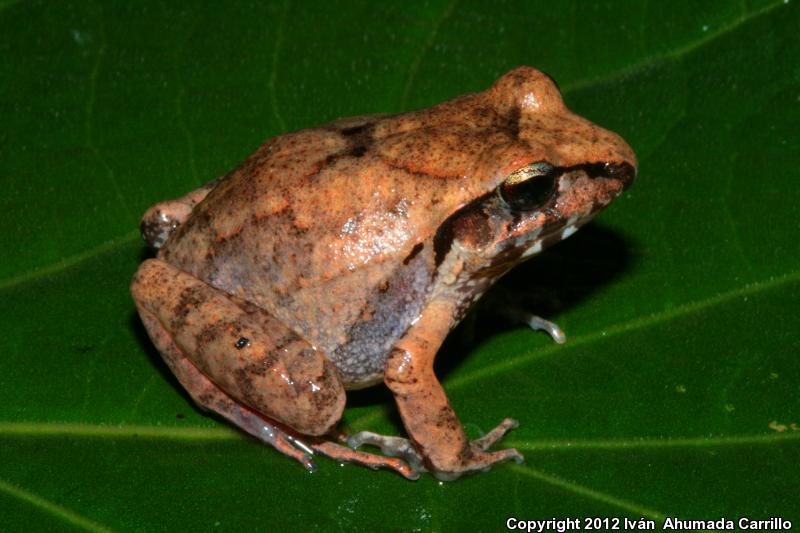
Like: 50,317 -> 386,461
159,89 -> 520,386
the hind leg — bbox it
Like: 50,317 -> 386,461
135,302 -> 320,469
132,259 -> 418,478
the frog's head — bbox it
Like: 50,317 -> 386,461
434,66 -> 636,277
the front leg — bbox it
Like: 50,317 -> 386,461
385,300 -> 523,480
140,176 -> 225,249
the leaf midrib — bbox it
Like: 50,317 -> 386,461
3,420 -> 799,451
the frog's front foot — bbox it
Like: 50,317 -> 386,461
139,176 -> 223,249
520,312 -> 566,344
347,417 -> 522,480
500,306 -> 566,344
430,418 -> 524,481
472,417 -> 520,451
482,286 -> 567,344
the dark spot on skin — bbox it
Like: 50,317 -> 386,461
452,208 -> 494,251
342,124 -> 374,158
402,243 -> 424,265
235,337 -> 250,349
170,285 -> 207,331
196,320 -> 227,352
601,161 -> 636,190
436,406 -> 459,432
309,364 -> 340,415
433,192 -> 494,267
244,353 -> 280,376
505,105 -> 520,137
317,122 -> 378,167
433,218 -> 456,267
234,367 -> 257,402
350,144 -> 368,157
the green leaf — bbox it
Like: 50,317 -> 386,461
2,0 -> 799,530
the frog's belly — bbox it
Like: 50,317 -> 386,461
290,256 -> 434,389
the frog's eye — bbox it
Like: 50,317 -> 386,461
498,162 -> 558,211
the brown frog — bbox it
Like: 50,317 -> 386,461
131,66 -> 636,480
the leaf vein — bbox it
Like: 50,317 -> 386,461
399,0 -> 459,109
0,422 -> 239,440
511,465 -> 666,521
507,432 -> 800,452
0,477 -> 114,533
0,230 -> 139,291
561,0 -> 787,96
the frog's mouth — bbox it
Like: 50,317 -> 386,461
517,213 -> 591,260
509,160 -> 636,260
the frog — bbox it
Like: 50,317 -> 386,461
131,66 -> 636,481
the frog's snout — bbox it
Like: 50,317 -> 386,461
604,161 -> 636,191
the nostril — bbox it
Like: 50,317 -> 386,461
604,162 -> 636,190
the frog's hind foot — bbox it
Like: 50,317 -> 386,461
226,403 -> 318,472
140,176 -> 224,249
310,441 -> 421,480
346,431 -> 424,472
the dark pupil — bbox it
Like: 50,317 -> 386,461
500,171 -> 557,211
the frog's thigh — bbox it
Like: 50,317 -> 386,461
131,258 -> 345,436
134,307 -> 318,469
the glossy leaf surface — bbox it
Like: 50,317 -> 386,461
1,1 -> 799,530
